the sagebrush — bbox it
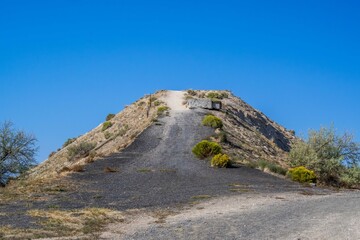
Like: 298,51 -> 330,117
202,115 -> 223,129
67,142 -> 97,161
192,140 -> 222,159
211,153 -> 230,168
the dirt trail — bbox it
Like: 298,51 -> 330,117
163,90 -> 188,111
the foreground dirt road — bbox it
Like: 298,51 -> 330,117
102,190 -> 360,240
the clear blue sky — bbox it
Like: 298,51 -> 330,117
1,0 -> 359,163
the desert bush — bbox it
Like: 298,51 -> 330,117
258,160 -> 287,175
287,166 -> 317,183
187,90 -> 197,96
157,106 -> 169,115
289,125 -> 360,186
340,167 -> 360,188
102,121 -> 113,131
67,142 -> 96,161
192,140 -> 222,159
63,137 -> 76,148
70,165 -> 85,172
245,161 -> 258,169
202,115 -> 223,129
48,151 -> 56,158
206,91 -> 228,100
211,153 -> 230,168
217,131 -> 227,143
154,100 -> 161,106
106,113 -> 115,121
267,163 -> 287,175
104,131 -> 112,139
258,160 -> 268,171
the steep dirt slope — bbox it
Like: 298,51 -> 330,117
58,103 -> 302,210
26,91 -> 167,181
185,90 -> 296,166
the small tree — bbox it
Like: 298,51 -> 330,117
289,125 -> 360,186
0,121 -> 38,186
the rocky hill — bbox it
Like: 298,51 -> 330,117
27,90 -> 295,182
1,90 -> 306,239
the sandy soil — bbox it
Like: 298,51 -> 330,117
163,90 -> 188,111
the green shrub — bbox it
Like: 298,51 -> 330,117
106,114 -> 115,121
211,153 -> 230,168
67,142 -> 97,161
258,160 -> 267,171
63,138 -> 76,148
287,166 -> 317,183
206,92 -> 228,100
267,163 -> 287,176
157,106 -> 169,115
340,167 -> 360,188
104,131 -> 112,139
102,121 -> 113,131
258,160 -> 287,175
289,126 -> 360,186
202,115 -> 223,129
154,100 -> 161,106
192,140 -> 222,159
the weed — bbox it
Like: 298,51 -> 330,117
202,115 -> 223,129
191,195 -> 211,200
157,106 -> 170,115
104,131 -> 112,139
67,142 -> 96,161
106,113 -> 115,121
63,138 -> 76,148
104,167 -> 118,173
102,121 -> 113,131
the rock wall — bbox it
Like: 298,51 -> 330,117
187,99 -> 221,110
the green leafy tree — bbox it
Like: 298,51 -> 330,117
0,121 -> 38,186
289,125 -> 360,186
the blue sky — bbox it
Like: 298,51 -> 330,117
1,0 -> 359,163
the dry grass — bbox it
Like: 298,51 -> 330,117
0,178 -> 74,203
104,167 -> 119,173
191,195 -> 212,200
1,208 -> 124,239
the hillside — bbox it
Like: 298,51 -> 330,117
1,90 -> 309,239
28,90 -> 295,182
184,90 -> 296,166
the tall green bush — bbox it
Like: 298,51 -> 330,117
192,140 -> 222,159
289,125 -> 360,186
202,115 -> 223,129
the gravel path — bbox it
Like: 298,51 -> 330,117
63,107 -> 308,211
106,191 -> 360,240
